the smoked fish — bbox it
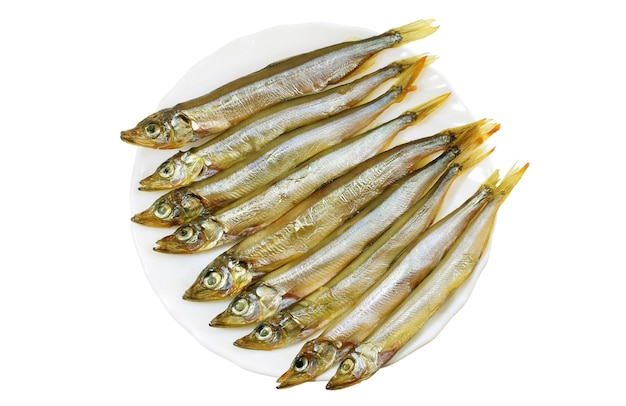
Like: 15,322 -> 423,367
154,93 -> 448,253
138,56 -> 431,191
121,19 -> 438,149
326,164 -> 527,389
276,170 -> 501,388
131,64 -> 421,228
183,120 -> 497,302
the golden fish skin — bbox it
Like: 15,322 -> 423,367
154,93 -> 450,254
211,144 -> 473,328
120,19 -> 438,149
275,169 -> 500,388
138,56 -> 430,191
131,67 -> 419,228
327,163 -> 528,390
183,119 -> 496,302
182,123 -> 470,302
236,120 -> 497,272
234,142 -> 490,350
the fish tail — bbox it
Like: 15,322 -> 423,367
389,19 -> 439,45
379,92 -> 450,152
481,169 -> 501,192
424,54 -> 439,67
377,92 -> 450,153
392,55 -> 427,93
345,50 -> 433,87
396,53 -> 438,70
394,93 -> 450,136
454,143 -> 495,172
451,119 -> 500,154
404,92 -> 450,123
494,162 -> 529,202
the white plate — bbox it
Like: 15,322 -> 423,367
129,22 -> 493,380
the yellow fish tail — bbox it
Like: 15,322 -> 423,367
390,19 -> 439,44
396,53 -> 438,69
392,55 -> 427,93
481,169 -> 501,192
453,119 -> 500,155
494,162 -> 529,201
455,143 -> 495,173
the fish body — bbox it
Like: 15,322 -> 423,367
155,93 -> 449,254
139,56 -> 430,191
210,147 -> 462,327
276,169 -> 501,388
327,163 -> 528,390
234,142 -> 491,349
131,68 -> 419,228
183,120 -> 497,302
121,19 -> 438,149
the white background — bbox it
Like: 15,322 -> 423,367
1,1 -> 624,404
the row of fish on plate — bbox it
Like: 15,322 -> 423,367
121,18 -> 528,389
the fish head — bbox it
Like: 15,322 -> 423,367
183,254 -> 251,301
210,284 -> 281,327
276,339 -> 339,388
326,344 -> 378,390
131,189 -> 206,227
121,108 -> 194,149
139,151 -> 205,191
154,217 -> 224,254
234,313 -> 302,350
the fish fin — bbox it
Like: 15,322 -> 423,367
340,54 -> 380,81
494,162 -> 529,201
389,19 -> 439,45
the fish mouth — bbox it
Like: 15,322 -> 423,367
153,234 -> 195,254
138,153 -> 188,191
325,374 -> 359,390
183,283 -> 228,302
209,312 -> 243,327
182,287 -> 205,302
120,129 -> 135,143
276,369 -> 316,389
131,210 -> 171,227
120,128 -> 155,148
138,174 -> 179,191
325,366 -> 362,390
233,334 -> 274,350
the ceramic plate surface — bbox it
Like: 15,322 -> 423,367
129,22 -> 493,380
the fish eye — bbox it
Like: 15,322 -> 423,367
338,358 -> 355,375
293,356 -> 309,373
203,271 -> 224,290
176,226 -> 194,242
154,203 -> 173,219
231,298 -> 250,316
255,324 -> 274,341
158,162 -> 176,178
145,122 -> 161,139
